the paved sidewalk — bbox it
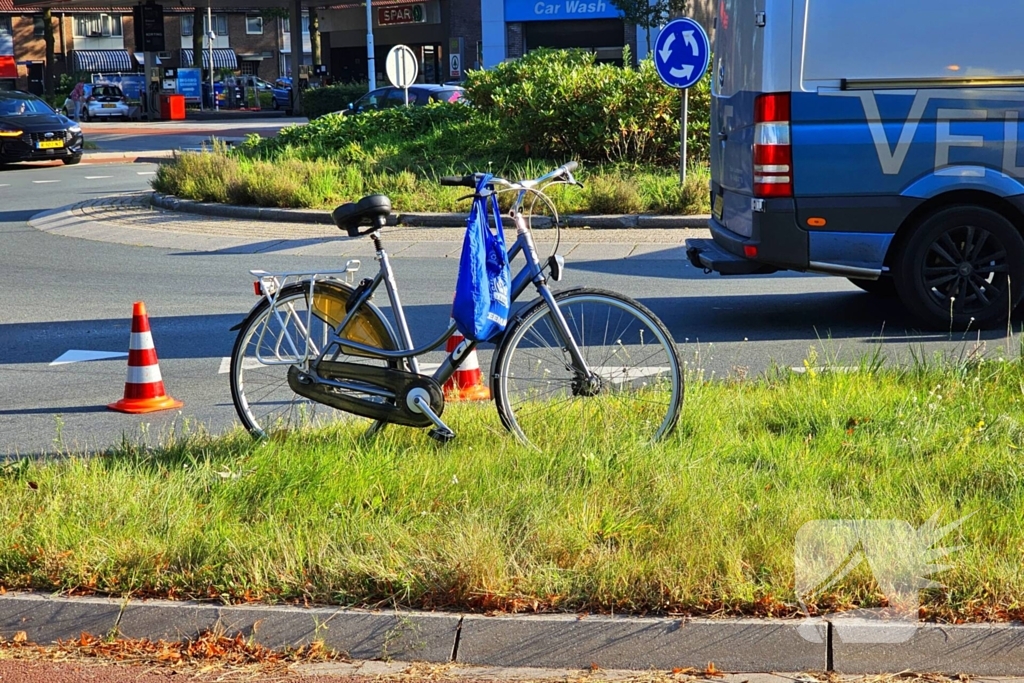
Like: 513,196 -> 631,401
29,194 -> 708,260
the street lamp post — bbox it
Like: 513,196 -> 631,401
366,0 -> 375,90
207,5 -> 215,110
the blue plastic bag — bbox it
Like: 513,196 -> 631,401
452,174 -> 511,342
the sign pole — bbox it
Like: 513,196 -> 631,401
207,5 -> 215,111
366,0 -> 376,90
652,18 -> 709,187
680,89 -> 688,185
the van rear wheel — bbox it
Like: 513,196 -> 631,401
894,206 -> 1024,329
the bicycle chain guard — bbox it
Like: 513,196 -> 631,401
288,361 -> 444,428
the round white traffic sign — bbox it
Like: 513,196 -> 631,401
386,45 -> 418,89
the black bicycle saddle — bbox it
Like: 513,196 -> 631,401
332,194 -> 392,237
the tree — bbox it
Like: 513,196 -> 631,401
42,8 -> 54,98
192,7 -> 203,75
610,0 -> 689,54
308,6 -> 320,67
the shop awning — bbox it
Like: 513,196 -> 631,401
72,49 -> 133,73
180,48 -> 238,70
0,55 -> 16,80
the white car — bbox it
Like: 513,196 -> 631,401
62,84 -> 131,122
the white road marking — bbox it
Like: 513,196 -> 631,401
136,171 -> 156,176
0,184 -> 9,188
219,357 -> 264,374
591,366 -> 673,384
51,350 -> 128,366
32,180 -> 60,184
85,175 -> 112,179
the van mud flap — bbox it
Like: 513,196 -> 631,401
685,238 -> 778,276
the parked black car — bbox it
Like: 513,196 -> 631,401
0,91 -> 84,166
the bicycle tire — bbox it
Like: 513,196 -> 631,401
230,280 -> 399,438
492,287 -> 683,449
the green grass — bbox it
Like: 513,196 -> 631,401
151,102 -> 712,216
152,148 -> 711,216
3,349 -> 1024,620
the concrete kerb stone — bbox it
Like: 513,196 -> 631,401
563,214 -> 638,229
9,592 -> 1023,674
456,614 -> 826,673
0,593 -> 124,643
83,150 -> 176,162
149,193 -> 704,231
0,594 -> 457,662
638,214 -> 710,229
830,621 -> 1024,676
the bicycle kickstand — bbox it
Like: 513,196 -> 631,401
406,388 -> 456,444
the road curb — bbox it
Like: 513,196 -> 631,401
2,593 -> 1024,675
83,150 -> 176,163
149,193 -> 710,230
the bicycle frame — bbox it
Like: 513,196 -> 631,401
320,195 -> 592,390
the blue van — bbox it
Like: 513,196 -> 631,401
685,0 -> 1024,329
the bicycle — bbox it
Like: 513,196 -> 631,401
228,162 -> 683,449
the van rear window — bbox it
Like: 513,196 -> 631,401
802,0 -> 1024,84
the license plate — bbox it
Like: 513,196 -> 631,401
36,140 -> 64,149
102,103 -> 116,108
712,194 -> 724,221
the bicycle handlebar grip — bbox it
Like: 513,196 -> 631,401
560,161 -> 579,175
440,174 -> 479,188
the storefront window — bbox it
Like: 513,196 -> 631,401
73,14 -> 122,38
182,14 -> 228,37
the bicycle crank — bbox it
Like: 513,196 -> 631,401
287,361 -> 445,428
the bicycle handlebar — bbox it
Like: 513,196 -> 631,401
439,162 -> 579,190
439,173 -> 484,188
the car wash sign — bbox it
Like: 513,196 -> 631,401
378,3 -> 426,26
504,0 -> 620,22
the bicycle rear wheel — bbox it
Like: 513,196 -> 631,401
493,287 -> 682,450
230,280 -> 398,438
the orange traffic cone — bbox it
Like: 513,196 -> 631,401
443,320 -> 491,401
108,302 -> 183,414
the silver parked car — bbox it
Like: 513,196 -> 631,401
62,84 -> 131,122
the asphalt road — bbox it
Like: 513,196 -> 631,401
1,160 -> 1018,457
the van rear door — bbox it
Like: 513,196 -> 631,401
710,0 -> 765,239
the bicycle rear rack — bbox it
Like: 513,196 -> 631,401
249,261 -> 360,366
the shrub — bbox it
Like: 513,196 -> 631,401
302,82 -> 370,119
464,48 -> 710,166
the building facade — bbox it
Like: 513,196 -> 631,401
321,0 -> 715,86
0,2 -> 289,94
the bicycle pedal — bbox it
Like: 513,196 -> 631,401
428,428 -> 456,444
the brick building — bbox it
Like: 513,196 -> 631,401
0,2 -> 288,93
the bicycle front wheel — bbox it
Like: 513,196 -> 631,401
230,280 -> 398,438
493,288 -> 682,449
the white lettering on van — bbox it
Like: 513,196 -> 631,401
828,91 -> 931,175
826,90 -> 1024,178
935,108 -> 987,172
1004,112 -> 1024,176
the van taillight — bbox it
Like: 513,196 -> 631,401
753,93 -> 793,198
